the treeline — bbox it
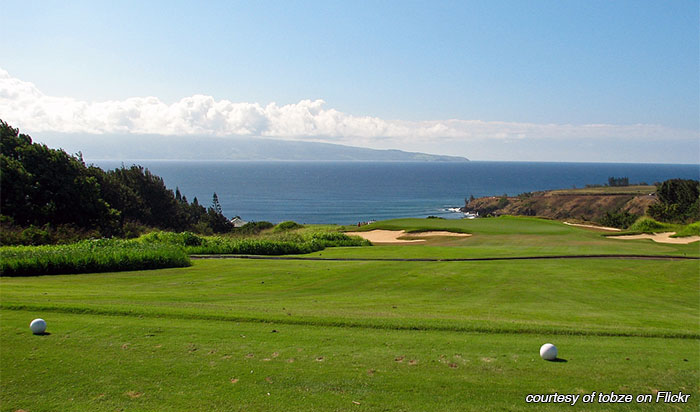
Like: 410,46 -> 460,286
1,120 -> 232,244
608,176 -> 629,187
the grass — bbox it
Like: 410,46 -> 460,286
2,258 -> 697,337
674,221 -> 700,237
599,217 -> 700,239
322,216 -> 699,259
2,310 -> 697,411
627,217 -> 678,233
1,216 -> 698,410
0,239 -> 191,276
139,229 -> 370,255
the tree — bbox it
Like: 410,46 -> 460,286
0,119 -> 237,242
212,193 -> 223,215
648,179 -> 700,223
608,176 -> 629,187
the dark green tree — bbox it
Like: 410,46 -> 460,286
212,193 -> 223,215
648,179 -> 700,223
0,120 -> 235,243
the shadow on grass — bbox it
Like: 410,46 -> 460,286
547,358 -> 567,363
33,332 -> 51,336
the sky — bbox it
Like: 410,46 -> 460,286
1,0 -> 698,163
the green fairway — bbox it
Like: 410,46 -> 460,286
2,258 -> 698,338
331,216 -> 699,259
1,217 -> 698,410
2,310 -> 697,412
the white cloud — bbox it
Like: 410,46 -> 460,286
1,68 -> 696,149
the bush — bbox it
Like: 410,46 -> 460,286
599,211 -> 638,229
627,217 -> 675,234
648,179 -> 700,223
310,232 -> 371,247
0,218 -> 98,246
673,222 -> 700,238
275,221 -> 304,231
234,221 -> 274,235
138,231 -> 205,246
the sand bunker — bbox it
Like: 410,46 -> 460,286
564,222 -> 621,231
346,230 -> 471,244
610,232 -> 700,244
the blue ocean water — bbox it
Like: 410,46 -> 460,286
94,161 -> 700,224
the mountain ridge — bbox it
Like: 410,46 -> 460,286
36,133 -> 469,162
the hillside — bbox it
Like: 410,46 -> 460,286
464,185 -> 658,223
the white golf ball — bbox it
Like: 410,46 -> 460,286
30,318 -> 47,334
539,343 -> 557,360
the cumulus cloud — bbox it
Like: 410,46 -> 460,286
0,68 -> 695,148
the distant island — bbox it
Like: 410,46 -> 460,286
34,133 -> 469,162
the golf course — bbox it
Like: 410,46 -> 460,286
1,216 -> 698,411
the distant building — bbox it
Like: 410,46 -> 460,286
230,217 -> 247,227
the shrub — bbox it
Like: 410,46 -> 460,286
138,231 -> 205,246
648,179 -> 700,223
627,217 -> 675,233
673,222 -> 700,238
0,218 -> 97,246
599,211 -> 638,229
185,231 -> 369,255
275,221 -> 304,231
234,221 -> 274,235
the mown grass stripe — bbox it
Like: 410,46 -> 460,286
3,304 -> 697,340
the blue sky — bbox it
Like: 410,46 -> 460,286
1,0 -> 698,162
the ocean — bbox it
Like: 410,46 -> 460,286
94,161 -> 700,225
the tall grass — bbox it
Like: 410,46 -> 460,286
673,221 -> 700,237
627,217 -> 676,233
139,230 -> 371,255
0,239 -> 191,277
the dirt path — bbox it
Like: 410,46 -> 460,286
345,230 -> 471,244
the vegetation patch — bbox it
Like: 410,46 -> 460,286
0,239 -> 191,277
672,222 -> 700,238
1,121 -> 234,245
138,229 -> 370,255
626,217 -> 677,234
274,221 -> 305,231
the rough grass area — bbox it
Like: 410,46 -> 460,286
0,239 -> 191,276
599,217 -> 700,238
673,221 -> 700,238
139,229 -> 370,255
627,217 -> 678,233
